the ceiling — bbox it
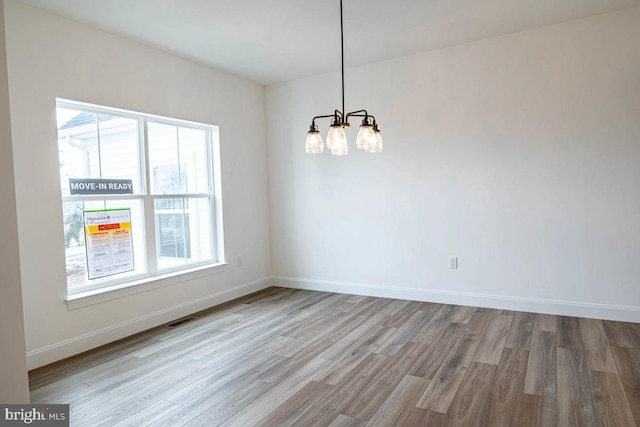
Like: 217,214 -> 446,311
18,0 -> 640,85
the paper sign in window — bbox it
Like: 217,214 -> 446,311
83,209 -> 134,279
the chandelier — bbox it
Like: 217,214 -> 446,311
305,0 -> 383,156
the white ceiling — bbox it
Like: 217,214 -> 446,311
17,0 -> 640,85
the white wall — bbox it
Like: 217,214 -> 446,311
5,0 -> 272,368
267,8 -> 640,321
0,0 -> 29,402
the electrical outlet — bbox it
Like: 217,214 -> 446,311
237,255 -> 243,267
449,256 -> 458,269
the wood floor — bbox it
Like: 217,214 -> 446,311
30,287 -> 640,426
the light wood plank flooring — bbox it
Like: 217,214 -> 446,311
29,287 -> 640,426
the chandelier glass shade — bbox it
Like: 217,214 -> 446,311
304,127 -> 323,154
327,123 -> 348,155
356,122 -> 375,150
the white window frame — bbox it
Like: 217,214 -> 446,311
57,99 -> 225,299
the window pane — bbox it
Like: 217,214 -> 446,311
58,108 -> 100,196
62,201 -> 87,288
178,127 -> 209,193
63,199 -> 146,289
155,197 -> 212,270
98,115 -> 140,190
155,198 -> 187,269
57,108 -> 141,195
148,122 -> 180,194
148,123 -> 209,195
188,198 -> 212,263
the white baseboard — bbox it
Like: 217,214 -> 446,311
28,275 -> 639,369
273,276 -> 640,323
27,277 -> 272,370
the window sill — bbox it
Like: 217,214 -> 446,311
66,262 -> 228,310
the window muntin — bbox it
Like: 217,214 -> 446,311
56,100 -> 220,293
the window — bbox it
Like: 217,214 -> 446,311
56,99 -> 223,294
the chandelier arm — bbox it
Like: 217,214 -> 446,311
310,114 -> 339,132
312,114 -> 339,123
346,111 -> 376,126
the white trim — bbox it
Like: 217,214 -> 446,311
57,98 -> 216,129
210,126 -> 225,264
273,276 -> 640,323
34,274 -> 640,370
28,276 -> 272,369
66,262 -> 228,309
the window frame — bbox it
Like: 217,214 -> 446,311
57,99 -> 225,298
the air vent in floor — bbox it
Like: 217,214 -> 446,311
166,317 -> 197,328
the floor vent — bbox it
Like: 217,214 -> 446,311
166,317 -> 197,328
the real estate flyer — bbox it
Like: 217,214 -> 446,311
83,209 -> 134,279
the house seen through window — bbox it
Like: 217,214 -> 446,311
57,99 -> 222,293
